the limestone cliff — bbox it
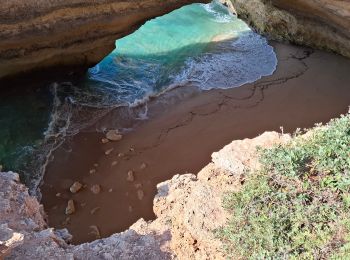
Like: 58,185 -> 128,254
230,0 -> 350,58
0,0 -> 208,80
0,132 -> 289,259
1,0 -> 349,80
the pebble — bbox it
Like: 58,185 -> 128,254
56,193 -> 61,197
126,171 -> 135,182
101,138 -> 109,144
134,183 -> 142,189
93,163 -> 99,167
140,162 -> 147,170
90,207 -> 100,215
65,200 -> 75,215
118,153 -> 125,158
108,188 -> 113,193
89,169 -> 96,174
129,147 -> 135,152
69,181 -> 83,193
137,190 -> 144,200
111,161 -> 118,167
89,225 -> 101,239
0,165 -> 3,172
105,148 -> 114,155
91,184 -> 101,194
62,217 -> 71,225
106,130 -> 123,142
81,202 -> 87,207
128,206 -> 133,212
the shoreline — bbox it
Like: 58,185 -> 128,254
41,42 -> 350,244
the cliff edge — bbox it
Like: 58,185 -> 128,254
0,132 -> 289,259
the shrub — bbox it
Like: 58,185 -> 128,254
218,113 -> 350,259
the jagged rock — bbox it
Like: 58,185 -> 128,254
0,224 -> 24,258
90,185 -> 101,195
69,182 -> 83,194
231,0 -> 350,58
106,130 -> 123,142
0,171 -> 46,232
211,132 -> 290,175
126,171 -> 135,182
54,229 -> 73,243
65,200 -> 75,215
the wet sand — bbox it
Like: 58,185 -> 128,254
41,42 -> 350,244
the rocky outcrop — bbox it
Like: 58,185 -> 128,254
1,132 -> 289,259
0,0 -> 209,80
2,0 -> 349,80
0,172 -> 48,258
230,0 -> 350,58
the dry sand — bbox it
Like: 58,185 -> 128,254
41,42 -> 350,244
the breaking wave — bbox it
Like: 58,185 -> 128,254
0,0 -> 277,194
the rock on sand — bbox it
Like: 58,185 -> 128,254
106,130 -> 123,142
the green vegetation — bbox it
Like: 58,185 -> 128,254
219,113 -> 350,259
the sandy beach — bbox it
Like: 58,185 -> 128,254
41,42 -> 350,244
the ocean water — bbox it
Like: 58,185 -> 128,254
0,0 -> 277,191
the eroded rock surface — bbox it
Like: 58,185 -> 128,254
1,132 -> 289,259
230,0 -> 350,57
1,0 -> 349,80
0,0 -> 208,80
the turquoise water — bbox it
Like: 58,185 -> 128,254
0,0 -> 276,190
74,0 -> 276,106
